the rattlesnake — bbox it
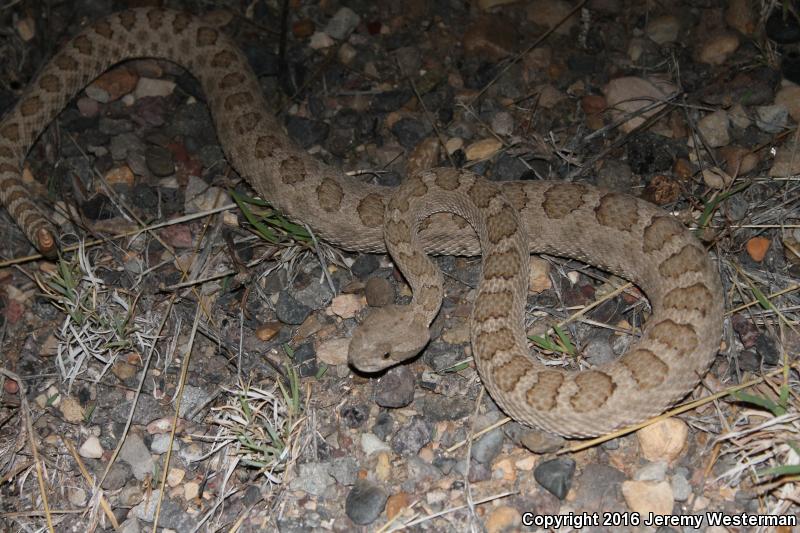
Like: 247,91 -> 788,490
0,8 -> 723,437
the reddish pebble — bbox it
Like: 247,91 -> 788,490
581,94 -> 606,115
292,19 -> 315,39
4,379 -> 19,394
746,237 -> 770,262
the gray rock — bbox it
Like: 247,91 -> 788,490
504,423 -> 565,454
331,457 -> 358,486
583,336 -> 615,366
289,462 -> 333,496
755,104 -> 788,134
391,416 -> 432,455
351,254 -> 380,277
285,116 -> 330,149
345,479 -> 387,525
572,463 -> 626,511
634,460 -> 668,482
178,385 -> 214,418
391,117 -> 432,149
149,433 -> 179,455
406,456 -> 442,482
371,90 -> 412,113
375,366 -> 415,408
418,393 -> 473,421
471,422 -> 504,465
325,7 -> 361,40
293,342 -> 318,378
110,132 -> 145,160
372,412 -> 394,440
534,458 -> 576,500
670,473 -> 692,501
145,145 -> 175,177
119,433 -> 155,481
275,291 -> 312,325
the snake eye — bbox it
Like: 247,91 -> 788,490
382,352 -> 391,360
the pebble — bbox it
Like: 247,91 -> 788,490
119,433 -> 155,481
646,15 -> 680,44
719,146 -> 758,175
391,118 -> 431,149
255,322 -> 281,341
289,462 -> 333,496
746,237 -> 770,263
275,291 -> 312,325
331,457 -> 358,486
316,337 -> 349,365
184,481 -> 200,500
78,436 -> 104,459
150,433 -> 177,454
407,137 -> 440,176
529,257 -> 552,293
769,142 -> 800,176
86,68 -> 138,103
372,412 -> 394,440
754,104 -> 788,133
361,432 -> 392,456
671,472 -> 692,501
604,77 -> 677,133
702,167 -> 732,190
134,77 -> 176,99
516,429 -> 565,454
634,460 -> 668,482
375,366 -> 416,408
351,254 -> 380,278
463,15 -> 518,60
59,396 -> 84,424
132,489 -> 160,522
465,138 -> 502,161
365,277 -> 394,307
697,32 -> 740,65
329,294 -> 364,319
345,479 -> 387,525
526,0 -> 579,35
166,467 -> 185,487
145,145 -> 175,177
308,31 -> 336,50
637,418 -> 688,462
293,342 -> 318,378
621,480 -> 674,515
325,7 -> 360,40
391,416 -> 432,455
726,0 -> 756,35
534,457 -> 576,500
105,165 -> 135,187
485,505 -> 522,533
385,492 -> 410,520
471,425 -> 504,465
285,116 -> 330,148
774,85 -> 800,122
697,110 -> 730,148
68,487 -> 88,507
490,111 -> 514,136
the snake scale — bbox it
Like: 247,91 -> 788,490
0,8 -> 723,437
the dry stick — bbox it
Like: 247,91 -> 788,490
60,438 -> 120,531
0,203 -> 238,268
152,302 -> 202,533
0,368 -> 54,533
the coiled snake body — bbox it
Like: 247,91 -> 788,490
0,9 -> 723,437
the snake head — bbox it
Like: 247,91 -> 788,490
349,305 -> 430,373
